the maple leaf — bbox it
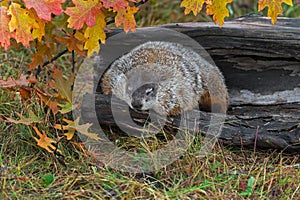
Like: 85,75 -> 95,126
180,0 -> 206,16
206,0 -> 233,27
54,119 -> 75,140
258,0 -> 293,24
6,111 -> 41,126
58,102 -> 74,114
56,33 -> 85,56
0,74 -> 29,89
19,86 -> 33,100
115,6 -> 138,32
49,67 -> 74,103
29,42 -> 52,70
8,3 -> 38,47
0,6 -> 12,50
32,126 -> 60,153
101,0 -> 136,11
55,118 -> 101,140
84,13 -> 106,57
28,9 -> 46,41
48,67 -> 76,113
64,0 -> 102,29
0,0 -> 9,7
23,0 -> 65,21
35,87 -> 59,115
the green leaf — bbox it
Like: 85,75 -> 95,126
41,173 -> 55,187
247,176 -> 255,187
240,176 -> 255,196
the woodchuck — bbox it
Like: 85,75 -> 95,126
100,41 -> 228,115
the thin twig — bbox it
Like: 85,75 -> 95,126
42,49 -> 69,68
218,140 -> 229,167
35,49 -> 69,78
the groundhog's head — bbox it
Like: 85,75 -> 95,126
130,83 -> 158,111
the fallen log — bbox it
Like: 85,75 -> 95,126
79,15 -> 300,152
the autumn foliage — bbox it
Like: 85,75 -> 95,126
0,0 -> 294,57
0,0 -> 295,153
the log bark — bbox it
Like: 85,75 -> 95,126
80,15 -> 300,152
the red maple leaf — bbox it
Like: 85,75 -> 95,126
0,6 -> 13,50
65,0 -> 102,29
23,0 -> 65,21
101,0 -> 136,11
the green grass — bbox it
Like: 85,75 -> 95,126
0,62 -> 299,199
1,114 -> 299,199
1,2 -> 300,199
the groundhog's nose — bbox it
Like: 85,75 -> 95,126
131,100 -> 143,110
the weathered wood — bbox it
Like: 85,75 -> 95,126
79,15 -> 299,152
81,94 -> 300,152
160,14 -> 300,107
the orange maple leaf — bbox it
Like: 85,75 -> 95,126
64,0 -> 102,29
0,6 -> 12,50
8,3 -> 38,47
35,87 -> 59,115
180,0 -> 206,16
32,126 -> 60,153
24,0 -> 65,21
29,42 -> 53,70
115,6 -> 138,32
101,0 -> 136,11
84,12 -> 106,56
258,0 -> 293,24
19,86 -> 33,100
206,0 -> 233,27
56,33 -> 85,56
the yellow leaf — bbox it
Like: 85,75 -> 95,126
8,3 -> 38,47
64,130 -> 76,140
84,12 -> 106,57
54,122 -> 75,140
0,0 -> 9,7
28,8 -> 46,41
180,0 -> 205,16
55,118 -> 101,140
32,126 -> 60,153
206,0 -> 233,27
258,0 -> 293,24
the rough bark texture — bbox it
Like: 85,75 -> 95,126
81,15 -> 300,152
